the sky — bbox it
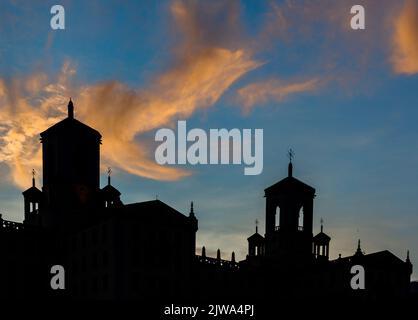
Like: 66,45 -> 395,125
1,0 -> 418,279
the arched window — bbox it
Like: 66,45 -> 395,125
298,207 -> 304,230
275,207 -> 280,230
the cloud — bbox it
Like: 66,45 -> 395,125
391,0 -> 418,75
0,0 -> 261,189
0,64 -> 70,188
236,78 -> 321,113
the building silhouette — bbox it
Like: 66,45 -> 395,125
0,100 -> 413,301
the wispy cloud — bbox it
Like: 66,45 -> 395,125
0,64 -> 71,188
0,0 -> 261,188
237,78 -> 321,113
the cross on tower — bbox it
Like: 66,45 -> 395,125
288,148 -> 295,163
107,167 -> 112,185
287,148 -> 295,177
32,169 -> 36,187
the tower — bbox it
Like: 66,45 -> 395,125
263,152 -> 315,260
40,99 -> 102,227
100,168 -> 122,208
247,220 -> 265,258
313,219 -> 331,261
22,170 -> 43,226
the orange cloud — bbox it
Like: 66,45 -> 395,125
0,0 -> 261,189
237,78 -> 321,114
76,47 -> 259,179
0,65 -> 70,188
392,0 -> 418,75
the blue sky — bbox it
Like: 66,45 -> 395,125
1,0 -> 418,279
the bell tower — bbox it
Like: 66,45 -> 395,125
313,219 -> 331,261
264,151 -> 315,260
22,170 -> 43,226
40,99 -> 102,228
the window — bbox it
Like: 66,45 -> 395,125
298,207 -> 304,230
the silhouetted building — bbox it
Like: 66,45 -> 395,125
0,100 -> 413,301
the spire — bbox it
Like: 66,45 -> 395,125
320,217 -> 324,233
288,148 -> 294,177
255,219 -> 259,234
68,98 -> 74,119
32,169 -> 36,187
217,248 -> 221,260
231,251 -> 236,263
355,239 -> 363,255
288,162 -> 293,177
202,246 -> 206,258
190,201 -> 195,218
407,250 -> 411,263
107,167 -> 112,186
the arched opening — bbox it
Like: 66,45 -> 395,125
275,207 -> 280,230
30,202 -> 39,213
298,207 -> 304,231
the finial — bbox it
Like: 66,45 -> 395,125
202,246 -> 206,258
288,148 -> 294,177
68,98 -> 74,119
190,201 -> 195,217
107,167 -> 112,186
255,219 -> 259,233
217,248 -> 221,260
407,250 -> 411,263
320,217 -> 324,233
32,169 -> 36,187
355,239 -> 363,255
231,251 -> 236,263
